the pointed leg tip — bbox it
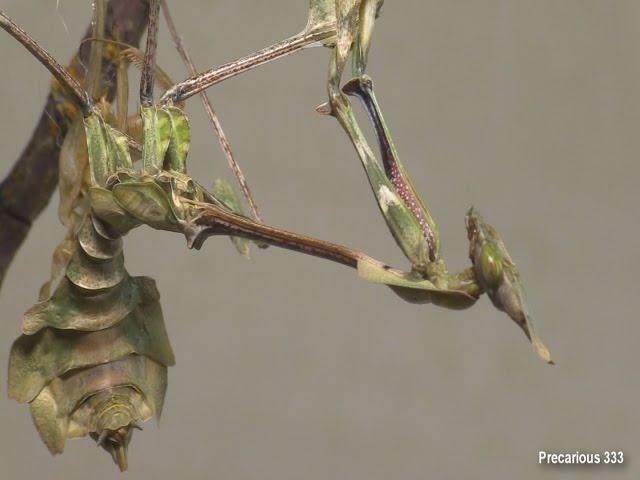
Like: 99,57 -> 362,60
532,338 -> 554,365
315,102 -> 332,116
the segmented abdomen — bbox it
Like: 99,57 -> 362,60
8,214 -> 174,470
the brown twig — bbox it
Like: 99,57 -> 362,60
0,0 -> 150,290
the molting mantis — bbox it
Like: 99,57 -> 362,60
0,0 -> 553,471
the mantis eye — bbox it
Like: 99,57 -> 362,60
478,243 -> 504,290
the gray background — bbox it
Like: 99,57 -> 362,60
0,1 -> 638,479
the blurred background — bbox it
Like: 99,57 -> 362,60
0,1 -> 638,478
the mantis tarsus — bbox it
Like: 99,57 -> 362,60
0,0 -> 553,471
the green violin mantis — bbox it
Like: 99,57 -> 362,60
0,0 -> 553,471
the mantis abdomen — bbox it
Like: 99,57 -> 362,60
8,213 -> 174,471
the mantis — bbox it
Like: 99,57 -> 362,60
0,0 -> 553,471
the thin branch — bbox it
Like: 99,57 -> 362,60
0,0 -> 150,290
161,1 -> 263,222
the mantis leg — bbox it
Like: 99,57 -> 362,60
328,87 -> 431,270
139,0 -> 161,106
342,75 -> 440,261
351,0 -> 383,76
326,0 -> 360,110
317,2 -> 433,270
115,28 -> 130,132
161,0 -> 263,222
158,1 -> 338,106
138,0 -> 171,174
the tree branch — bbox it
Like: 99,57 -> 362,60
0,0 -> 150,289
